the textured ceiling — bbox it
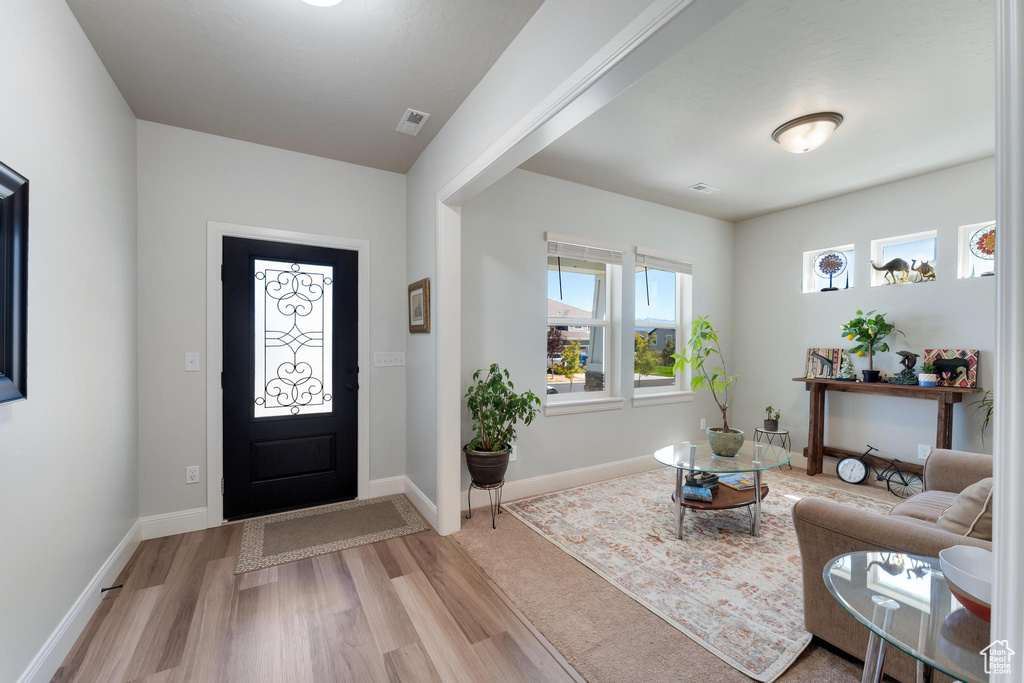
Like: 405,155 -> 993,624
67,0 -> 543,173
522,0 -> 995,222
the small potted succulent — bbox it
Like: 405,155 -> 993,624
918,363 -> 939,387
672,315 -> 742,457
841,309 -> 902,383
764,406 -> 780,431
464,364 -> 540,485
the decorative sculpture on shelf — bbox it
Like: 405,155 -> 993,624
898,351 -> 919,372
911,260 -> 936,282
837,352 -> 856,381
814,251 -> 847,292
870,257 -> 910,285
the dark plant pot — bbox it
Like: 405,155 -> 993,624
464,445 -> 510,486
862,370 -> 881,383
763,419 -> 779,432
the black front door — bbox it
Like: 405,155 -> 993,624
222,237 -> 358,520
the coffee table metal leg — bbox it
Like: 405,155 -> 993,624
751,469 -> 763,537
675,469 -> 684,539
862,596 -> 899,683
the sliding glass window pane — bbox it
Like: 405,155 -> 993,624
547,256 -> 606,319
546,325 -> 605,396
634,267 -> 677,323
634,327 -> 677,389
254,259 -> 334,418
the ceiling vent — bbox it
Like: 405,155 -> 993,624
688,182 -> 720,194
396,108 -> 430,136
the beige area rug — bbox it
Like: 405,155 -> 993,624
235,494 -> 429,573
497,469 -> 893,682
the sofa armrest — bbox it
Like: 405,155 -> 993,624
923,449 -> 992,493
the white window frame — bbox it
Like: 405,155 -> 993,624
802,244 -> 855,293
544,233 -> 623,416
869,230 -> 937,287
632,247 -> 693,407
957,221 -> 996,279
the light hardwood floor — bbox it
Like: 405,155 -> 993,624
54,524 -> 577,683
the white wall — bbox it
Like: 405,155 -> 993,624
137,121 -> 407,517
406,0 -> 654,502
732,158 -> 996,467
461,169 -> 734,482
0,2 -> 138,679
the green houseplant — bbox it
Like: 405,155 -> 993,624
764,405 -> 780,431
464,364 -> 540,485
918,362 -> 938,387
672,315 -> 742,456
840,309 -> 902,383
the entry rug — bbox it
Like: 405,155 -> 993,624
235,494 -> 429,574
503,469 -> 891,682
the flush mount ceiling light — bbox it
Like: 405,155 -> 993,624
771,112 -> 844,153
302,0 -> 342,6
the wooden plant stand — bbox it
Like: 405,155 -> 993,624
793,378 -> 981,476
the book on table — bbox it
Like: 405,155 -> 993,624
718,473 -> 756,491
682,485 -> 713,502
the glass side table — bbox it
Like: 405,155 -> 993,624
823,551 -> 989,683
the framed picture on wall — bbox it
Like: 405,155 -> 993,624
408,277 -> 430,333
0,159 -> 28,405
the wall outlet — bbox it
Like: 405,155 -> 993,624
184,353 -> 200,372
186,466 -> 199,484
700,418 -> 707,430
374,352 -> 406,367
917,444 -> 932,461
508,444 -> 517,462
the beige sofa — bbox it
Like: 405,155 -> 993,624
792,449 -> 992,683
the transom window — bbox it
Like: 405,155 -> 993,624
870,231 -> 937,286
957,221 -> 995,278
802,245 -> 855,293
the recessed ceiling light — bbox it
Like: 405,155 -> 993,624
302,0 -> 342,6
772,112 -> 844,153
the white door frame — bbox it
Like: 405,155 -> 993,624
205,221 -> 371,528
993,0 -> 1023,659
430,0 -> 747,535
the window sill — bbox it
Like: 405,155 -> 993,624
632,391 -> 694,408
544,396 -> 624,416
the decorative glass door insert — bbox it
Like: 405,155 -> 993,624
253,259 -> 334,417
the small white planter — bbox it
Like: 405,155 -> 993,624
918,373 -> 938,387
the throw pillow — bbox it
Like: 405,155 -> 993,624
935,477 -> 993,540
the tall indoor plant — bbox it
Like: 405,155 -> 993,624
841,309 -> 902,383
464,364 -> 540,485
672,316 -> 742,457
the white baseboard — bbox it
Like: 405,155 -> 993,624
140,507 -> 208,540
367,475 -> 406,498
463,453 -> 662,510
18,519 -> 142,683
403,476 -> 438,528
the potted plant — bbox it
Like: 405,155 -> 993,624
918,363 -> 939,387
764,406 -> 780,431
672,316 -> 742,457
971,389 -> 993,443
464,364 -> 540,485
840,309 -> 902,383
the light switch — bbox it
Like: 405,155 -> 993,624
374,352 -> 406,367
184,353 -> 201,372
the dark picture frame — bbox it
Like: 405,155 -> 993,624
0,160 -> 28,404
408,277 -> 430,333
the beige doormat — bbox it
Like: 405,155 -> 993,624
235,494 -> 429,574
501,468 -> 892,682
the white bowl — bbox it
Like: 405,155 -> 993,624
939,545 -> 993,618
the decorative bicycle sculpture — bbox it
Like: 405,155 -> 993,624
814,250 -> 848,292
835,445 -> 924,499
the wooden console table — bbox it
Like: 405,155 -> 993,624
793,378 -> 981,476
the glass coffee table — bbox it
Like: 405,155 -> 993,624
823,551 -> 988,683
653,441 -> 791,539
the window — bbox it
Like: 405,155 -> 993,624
546,237 -> 620,404
869,231 -> 937,286
802,245 -> 854,293
0,160 -> 28,405
957,221 -> 995,278
634,248 -> 690,395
